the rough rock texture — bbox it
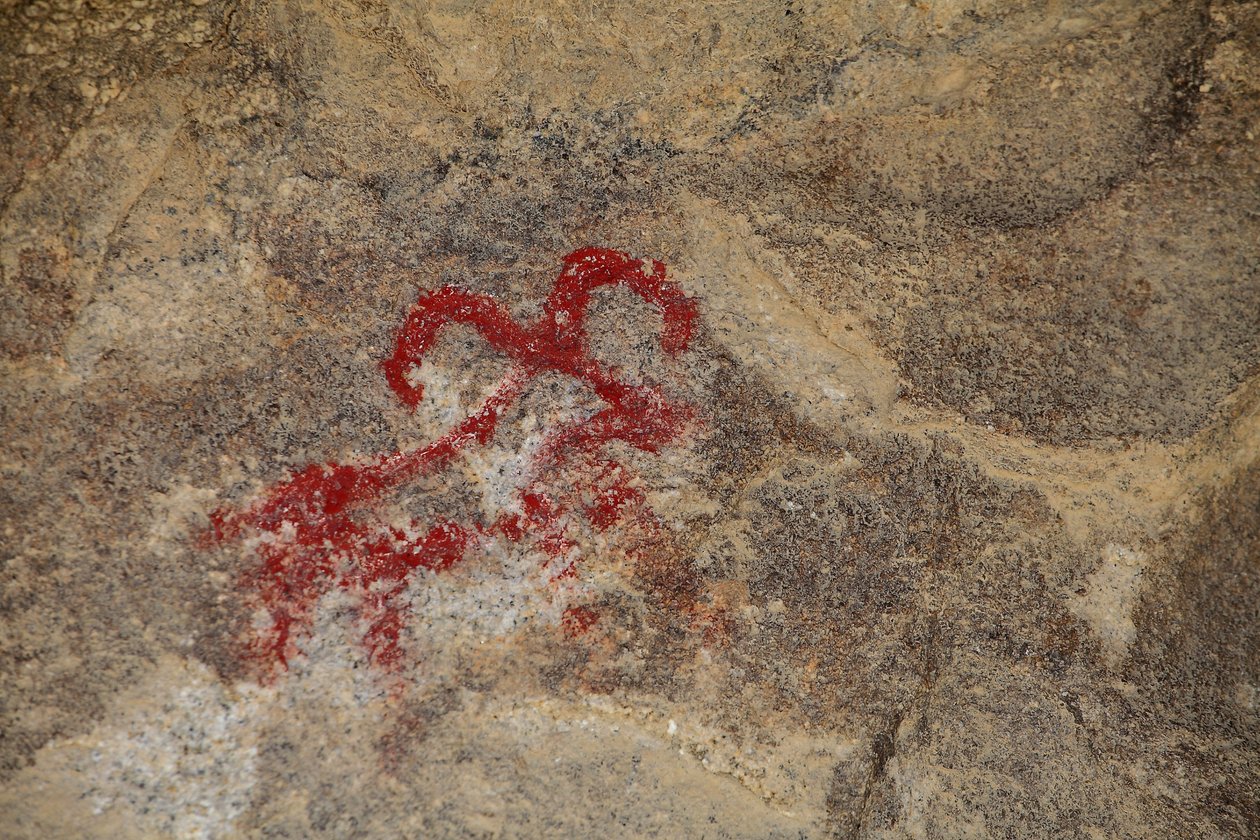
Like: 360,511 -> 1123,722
2,0 -> 1259,837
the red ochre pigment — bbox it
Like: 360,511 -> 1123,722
561,605 -> 601,638
204,247 -> 700,676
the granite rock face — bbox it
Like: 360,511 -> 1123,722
2,1 -> 1259,837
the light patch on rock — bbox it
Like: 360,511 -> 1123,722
482,695 -> 854,831
405,358 -> 593,525
279,524 -> 592,694
81,678 -> 263,837
404,356 -> 473,433
679,194 -> 898,430
1,656 -> 273,840
145,481 -> 222,546
1070,544 -> 1149,666
875,758 -> 989,840
461,424 -> 547,523
399,532 -> 586,652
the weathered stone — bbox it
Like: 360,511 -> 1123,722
2,1 -> 1257,837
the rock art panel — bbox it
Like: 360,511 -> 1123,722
3,1 -> 1259,838
203,247 -> 709,682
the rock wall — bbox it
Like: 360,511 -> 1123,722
3,1 -> 1258,837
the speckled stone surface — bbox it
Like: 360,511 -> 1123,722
2,1 -> 1259,837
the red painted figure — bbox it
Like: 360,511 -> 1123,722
204,247 -> 700,677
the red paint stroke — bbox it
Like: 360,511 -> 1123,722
203,247 -> 700,678
561,606 -> 600,638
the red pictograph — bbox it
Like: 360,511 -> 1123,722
203,247 -> 700,677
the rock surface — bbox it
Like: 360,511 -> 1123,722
2,0 -> 1258,837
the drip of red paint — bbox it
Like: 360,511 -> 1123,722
203,247 -> 699,676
